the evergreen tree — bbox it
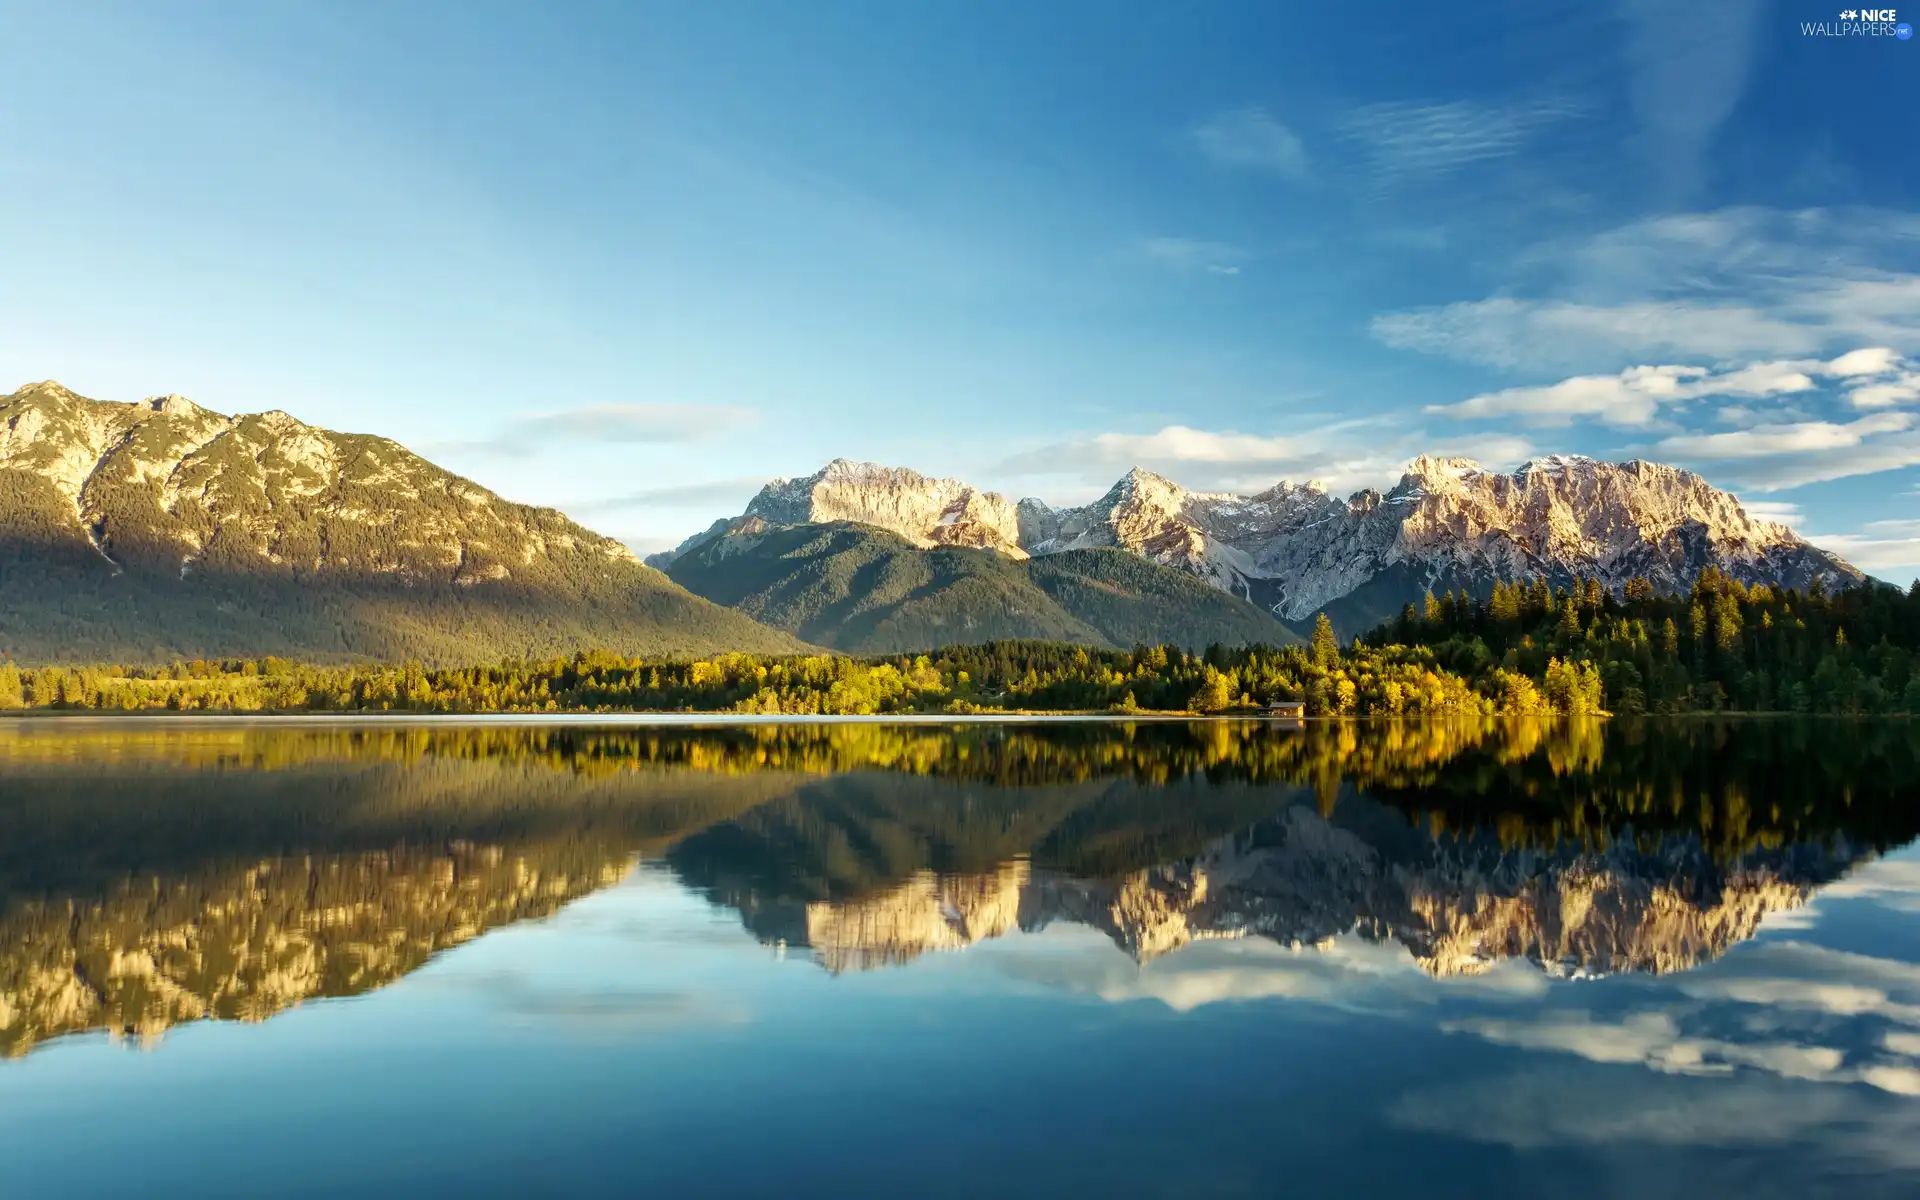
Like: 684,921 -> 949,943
1311,613 -> 1339,668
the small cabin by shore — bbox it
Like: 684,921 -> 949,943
1257,701 -> 1306,717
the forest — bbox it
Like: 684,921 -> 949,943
1370,568 -> 1920,715
0,574 -> 1914,717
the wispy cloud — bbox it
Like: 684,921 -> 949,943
566,477 -> 770,516
1374,207 -> 1920,371
1740,500 -> 1805,529
1428,353 -> 1881,427
1190,108 -> 1307,179
1425,346 -> 1920,490
1657,412 -> 1915,462
1441,940 -> 1920,1097
1797,519 -> 1920,572
1808,858 -> 1920,912
1374,298 -> 1826,371
1667,425 -> 1920,491
1133,237 -> 1243,275
453,403 -> 758,457
1391,1066 -> 1920,1169
1618,0 -> 1763,196
1340,99 -> 1583,179
1850,372 -> 1920,410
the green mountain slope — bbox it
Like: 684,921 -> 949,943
664,521 -> 1299,652
1024,548 -> 1299,649
0,382 -> 809,664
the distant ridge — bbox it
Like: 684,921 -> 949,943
662,521 -> 1300,653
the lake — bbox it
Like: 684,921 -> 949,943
2,716 -> 1918,1198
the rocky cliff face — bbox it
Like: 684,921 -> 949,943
774,803 -> 1855,980
662,455 -> 1860,632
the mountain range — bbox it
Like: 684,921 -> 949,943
655,455 -> 1863,638
759,794 -> 1853,979
0,380 -> 1867,662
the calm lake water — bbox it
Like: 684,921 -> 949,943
3,717 -> 1918,1198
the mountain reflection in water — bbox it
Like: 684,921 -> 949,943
1,717 -> 1914,1058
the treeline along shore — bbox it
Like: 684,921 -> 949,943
2,573 -> 1917,717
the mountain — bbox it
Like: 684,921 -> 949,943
661,520 -> 1298,653
660,764 -> 1869,980
661,455 -> 1864,637
0,728 -> 809,1056
0,381 -> 809,663
788,806 -> 1853,978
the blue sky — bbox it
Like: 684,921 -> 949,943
4,1 -> 1918,574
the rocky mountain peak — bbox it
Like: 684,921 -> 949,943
144,394 -> 212,418
19,380 -> 79,399
730,457 -> 1027,557
1404,454 -> 1489,481
1514,453 -> 1598,474
1248,477 -> 1330,501
1116,465 -> 1179,491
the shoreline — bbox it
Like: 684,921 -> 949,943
0,710 -> 1892,726
0,710 -> 1309,727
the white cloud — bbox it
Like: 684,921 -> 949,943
1373,207 -> 1920,371
1445,1006 -> 1911,1091
1428,347 -> 1920,489
1190,108 -> 1307,179
1739,501 -> 1804,529
985,929 -> 1547,1015
1642,395 -> 1920,489
1849,373 -> 1920,409
1703,435 -> 1920,491
1674,940 -> 1920,1024
1339,99 -> 1583,179
1431,358 -> 1831,427
1831,347 -> 1904,377
1437,937 -> 1920,1097
1657,412 -> 1915,460
1798,520 -> 1920,573
1811,858 -> 1920,912
991,421 -> 1535,496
